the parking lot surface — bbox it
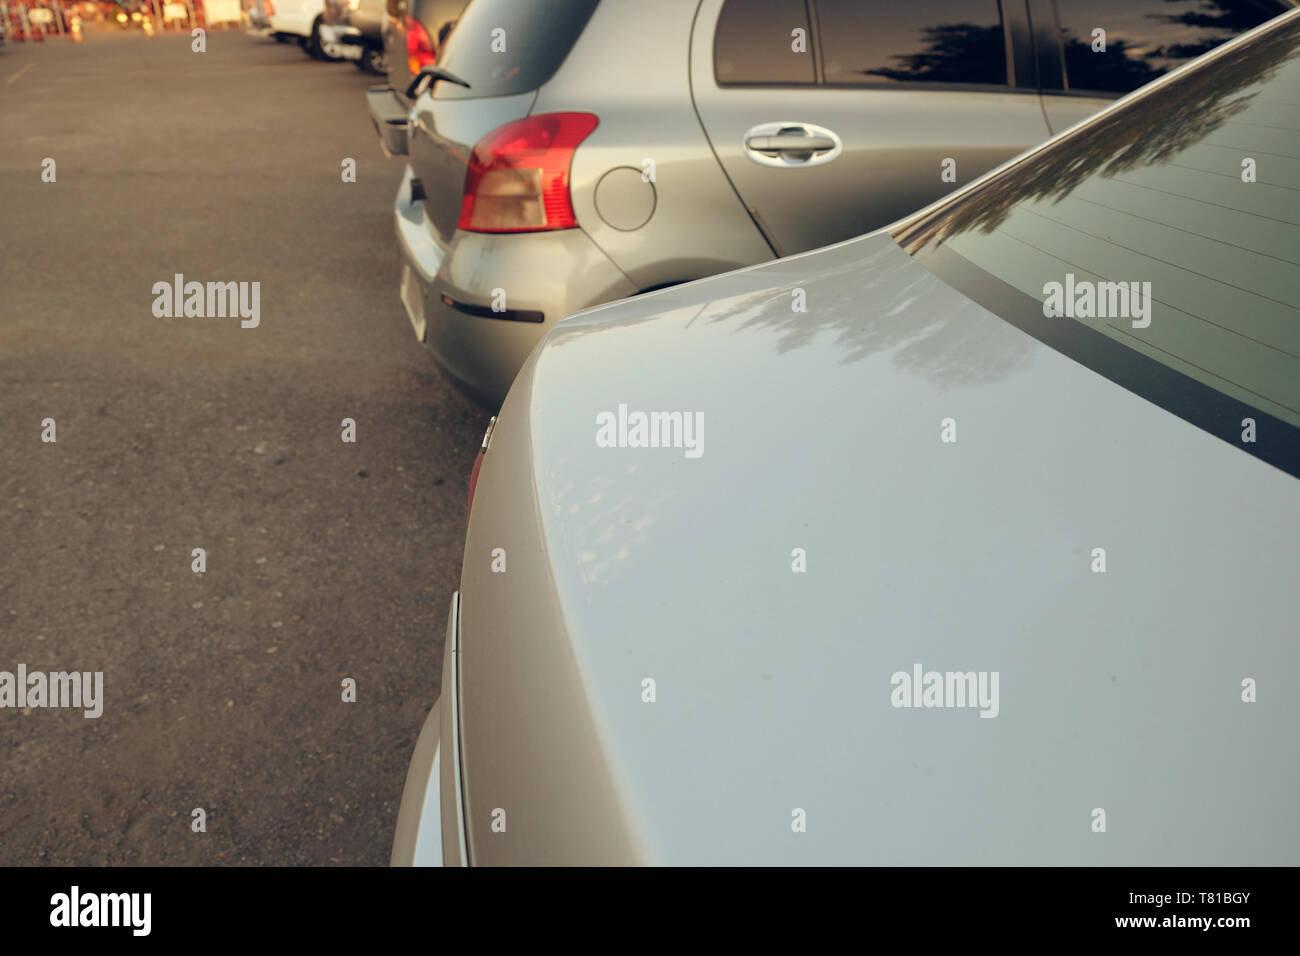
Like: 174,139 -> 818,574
0,28 -> 484,865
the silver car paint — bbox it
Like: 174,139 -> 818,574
453,230 -> 1299,865
460,369 -> 645,865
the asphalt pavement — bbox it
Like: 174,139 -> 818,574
0,25 -> 485,865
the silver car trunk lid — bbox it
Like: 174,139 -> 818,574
458,232 -> 1299,865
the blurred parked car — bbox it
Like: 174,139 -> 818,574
365,0 -> 462,156
319,0 -> 361,64
270,0 -> 338,59
390,0 -> 1295,410
392,8 -> 1300,866
322,0 -> 386,73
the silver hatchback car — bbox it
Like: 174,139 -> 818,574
392,0 -> 1292,408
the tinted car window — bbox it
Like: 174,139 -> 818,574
714,0 -> 815,85
1056,0 -> 1291,94
433,0 -> 599,99
895,15 -> 1300,474
817,0 -> 1008,87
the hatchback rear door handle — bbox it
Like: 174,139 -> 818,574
743,122 -> 842,167
746,132 -> 836,152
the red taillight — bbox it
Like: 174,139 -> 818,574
265,0 -> 275,16
406,17 -> 435,75
457,113 -> 599,233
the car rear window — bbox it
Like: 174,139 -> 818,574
893,13 -> 1300,475
1054,0 -> 1293,95
817,0 -> 1009,88
432,0 -> 599,99
714,0 -> 816,85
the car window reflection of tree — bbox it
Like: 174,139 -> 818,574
1156,0 -> 1289,60
549,246 -> 1037,390
702,252 -> 1036,388
1063,0 -> 1282,92
894,18 -> 1300,251
856,23 -> 1006,85
1062,35 -> 1164,94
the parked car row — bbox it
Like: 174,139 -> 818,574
265,1 -> 1300,865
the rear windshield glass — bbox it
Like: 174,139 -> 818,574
894,13 -> 1300,473
433,0 -> 599,99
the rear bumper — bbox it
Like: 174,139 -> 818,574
392,166 -> 637,409
366,86 -> 409,158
